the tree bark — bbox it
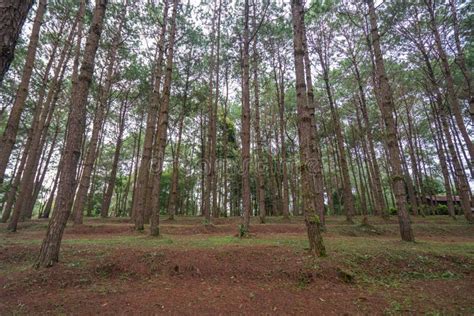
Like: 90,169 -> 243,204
100,95 -> 128,218
8,14 -> 73,230
149,0 -> 179,236
350,52 -> 386,217
240,0 -> 251,235
425,102 -> 456,219
367,0 -> 414,241
316,43 -> 355,222
0,0 -> 47,185
448,0 -> 473,123
35,0 -> 108,268
0,0 -> 33,83
168,96 -> 187,220
301,20 -> 325,226
274,50 -> 290,220
252,16 -> 267,223
424,0 -> 473,173
410,21 -> 471,221
132,0 -> 169,230
72,5 -> 124,224
291,0 -> 326,256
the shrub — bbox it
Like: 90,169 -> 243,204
389,207 -> 397,216
435,204 -> 449,215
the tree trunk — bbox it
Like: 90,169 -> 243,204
132,0 -> 169,230
367,0 -> 414,241
274,50 -> 290,220
168,100 -> 186,220
29,124 -> 59,218
291,0 -> 325,256
1,141 -> 28,223
101,96 -> 128,218
424,0 -> 473,173
350,54 -> 386,217
412,24 -> 471,221
35,0 -> 108,268
211,0 -> 222,218
240,0 -> 251,235
316,46 -> 355,222
425,102 -> 456,219
72,9 -> 125,224
301,20 -> 325,226
0,0 -> 47,185
130,114 -> 143,219
203,0 -> 221,222
149,0 -> 178,236
0,0 -> 33,83
41,166 -> 60,219
8,14 -> 73,230
222,65 -> 229,217
252,17 -> 267,223
448,0 -> 473,124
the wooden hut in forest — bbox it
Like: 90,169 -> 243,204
425,195 -> 461,206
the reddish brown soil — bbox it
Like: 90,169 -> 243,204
0,216 -> 473,315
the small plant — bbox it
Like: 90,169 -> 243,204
297,271 -> 313,288
238,224 -> 248,238
389,207 -> 397,216
435,204 -> 449,215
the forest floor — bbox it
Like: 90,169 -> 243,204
0,215 -> 473,315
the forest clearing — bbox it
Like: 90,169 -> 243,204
1,216 -> 473,314
0,0 -> 473,314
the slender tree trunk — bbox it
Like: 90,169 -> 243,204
168,103 -> 186,220
291,0 -> 326,256
396,127 -> 419,217
72,11 -> 125,224
354,102 -> 375,214
8,15 -> 74,230
425,102 -> 456,219
211,0 -> 222,218
240,0 -> 251,235
398,110 -> 421,216
132,1 -> 169,230
0,0 -> 47,185
101,96 -> 128,218
439,101 -> 473,222
130,113 -> 143,219
252,19 -> 267,223
0,0 -> 33,83
203,0 -> 221,222
149,0 -> 178,236
29,124 -> 59,218
0,146 -> 20,215
367,0 -> 414,241
274,51 -> 290,220
301,23 -> 326,226
222,65 -> 229,217
72,102 -> 107,224
41,166 -> 60,219
35,0 -> 108,268
424,0 -> 473,172
412,25 -> 472,221
448,0 -> 473,123
355,142 -> 369,223
1,141 -> 28,223
316,47 -> 355,222
351,59 -> 387,217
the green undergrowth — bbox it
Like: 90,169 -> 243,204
2,232 -> 473,257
